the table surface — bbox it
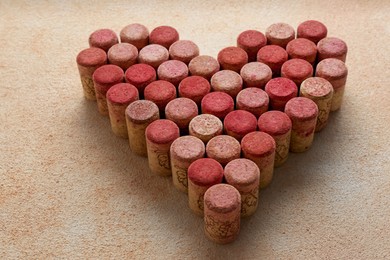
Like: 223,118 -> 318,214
1,0 -> 389,259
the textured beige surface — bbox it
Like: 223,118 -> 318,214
1,0 -> 390,259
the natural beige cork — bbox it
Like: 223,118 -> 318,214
189,114 -> 223,144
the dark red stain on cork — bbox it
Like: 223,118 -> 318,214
237,30 -> 267,62
88,29 -> 119,52
281,58 -> 313,86
257,45 -> 288,76
187,158 -> 224,186
265,77 -> 298,110
76,47 -> 107,67
125,64 -> 156,95
285,97 -> 319,121
217,46 -> 248,73
149,25 -> 179,49
178,76 -> 211,106
286,38 -> 317,63
157,60 -> 189,87
241,131 -> 276,157
146,119 -> 180,144
144,80 -> 177,111
297,20 -> 328,44
224,110 -> 257,138
258,111 -> 292,136
93,64 -> 124,92
201,92 -> 235,120
106,83 -> 139,105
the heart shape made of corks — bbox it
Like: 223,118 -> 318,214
76,21 -> 348,244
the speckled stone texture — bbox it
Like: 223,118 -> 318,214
1,1 -> 390,259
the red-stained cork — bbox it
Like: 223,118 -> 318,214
201,92 -> 235,120
146,119 -> 179,144
125,63 -> 156,97
265,77 -> 298,111
297,20 -> 328,44
92,64 -> 124,115
188,55 -> 220,80
236,88 -> 269,118
120,23 -> 149,50
169,40 -> 200,64
144,80 -> 177,113
204,184 -> 241,244
106,83 -> 139,138
189,114 -> 223,144
138,44 -> 169,69
149,25 -> 179,49
265,23 -> 295,48
237,30 -> 267,62
317,37 -> 348,62
223,110 -> 258,141
281,58 -> 313,87
224,158 -> 260,217
217,46 -> 248,73
285,97 -> 319,121
206,135 -> 241,166
88,29 -> 119,52
286,38 -> 317,64
178,76 -> 211,107
76,47 -> 107,100
257,45 -> 288,76
157,60 -> 189,87
108,43 -> 138,70
210,70 -> 243,98
165,97 -> 198,132
240,62 -> 272,89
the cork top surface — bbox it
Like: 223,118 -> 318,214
138,44 -> 169,64
266,23 -> 295,40
165,97 -> 198,121
297,20 -> 328,43
206,135 -> 241,163
317,37 -> 348,56
204,184 -> 241,213
178,76 -> 211,98
88,28 -> 118,52
316,58 -> 348,79
217,46 -> 248,65
145,119 -> 180,144
285,97 -> 319,121
169,40 -> 199,64
224,158 -> 260,187
258,111 -> 292,135
125,63 -> 156,85
188,55 -> 220,78
157,60 -> 189,80
108,43 -> 138,62
106,83 -> 139,105
92,64 -> 124,85
241,131 -> 276,156
223,110 -> 258,135
120,23 -> 149,41
300,77 -> 333,98
201,92 -> 234,118
240,62 -> 272,82
170,135 -> 205,160
125,100 -> 159,123
144,80 -> 177,102
265,77 -> 298,100
257,45 -> 288,64
76,47 -> 107,67
237,30 -> 267,48
281,58 -> 313,79
236,87 -> 269,108
149,25 -> 179,49
189,114 -> 223,136
187,158 -> 224,186
211,70 -> 243,92
286,38 -> 317,57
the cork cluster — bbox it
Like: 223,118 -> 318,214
76,21 -> 348,244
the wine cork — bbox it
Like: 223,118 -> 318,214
317,37 -> 348,62
257,45 -> 288,76
206,135 -> 241,166
223,110 -> 257,141
189,114 -> 223,144
169,40 -> 200,64
237,30 -> 267,62
76,47 -> 107,100
236,87 -> 269,118
157,60 -> 189,87
265,23 -> 295,48
315,58 -> 348,111
240,62 -> 272,89
210,70 -> 243,98
297,20 -> 328,44
138,44 -> 169,69
165,97 -> 198,134
92,64 -> 124,115
204,184 -> 241,244
224,158 -> 260,217
125,63 -> 156,98
88,28 -> 119,52
188,55 -> 220,80
106,83 -> 139,138
281,58 -> 313,87
300,77 -> 333,132
170,136 -> 205,193
286,38 -> 317,64
149,25 -> 179,49
144,80 -> 177,116
145,119 -> 180,176
120,23 -> 149,50
265,77 -> 298,111
241,131 -> 276,189
108,43 -> 138,70
201,92 -> 234,120
188,158 -> 224,216
125,100 -> 159,156
217,46 -> 248,73
285,97 -> 319,152
178,76 -> 211,107
258,111 -> 292,167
